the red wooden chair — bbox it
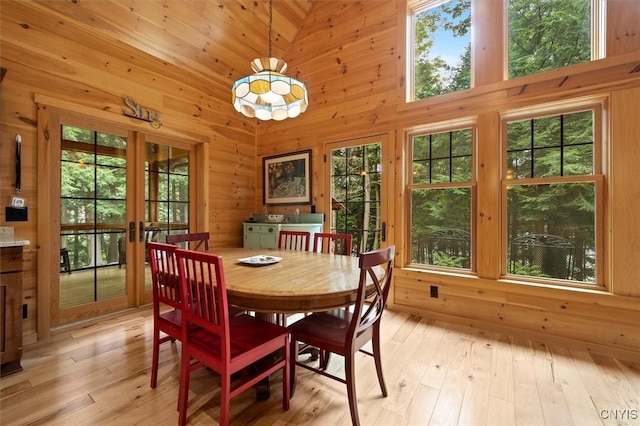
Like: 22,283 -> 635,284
276,230 -> 311,326
166,232 -> 210,251
278,230 -> 310,251
175,248 -> 290,426
313,232 -> 353,256
147,242 -> 182,389
166,232 -> 245,318
289,246 -> 395,426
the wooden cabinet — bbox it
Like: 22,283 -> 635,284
1,246 -> 24,376
243,223 -> 323,249
243,224 -> 279,249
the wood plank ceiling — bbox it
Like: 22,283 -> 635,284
19,0 -> 315,103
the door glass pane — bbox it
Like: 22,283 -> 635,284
145,142 -> 190,291
60,125 -> 127,308
331,143 -> 382,254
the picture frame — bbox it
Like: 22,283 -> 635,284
263,149 -> 312,205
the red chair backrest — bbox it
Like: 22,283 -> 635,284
175,248 -> 230,360
148,242 -> 181,309
278,230 -> 310,251
350,246 -> 395,343
166,232 -> 210,251
313,232 -> 353,255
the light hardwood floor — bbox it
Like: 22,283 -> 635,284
1,307 -> 638,425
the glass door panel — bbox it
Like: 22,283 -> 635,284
329,140 -> 384,254
60,126 -> 127,308
143,142 -> 190,292
47,112 -> 202,331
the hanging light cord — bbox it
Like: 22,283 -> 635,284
268,0 -> 273,58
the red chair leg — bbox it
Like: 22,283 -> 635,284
290,336 -> 300,398
277,313 -> 287,327
219,373 -> 231,425
345,355 -> 360,426
178,354 -> 191,426
150,331 -> 160,389
372,325 -> 387,396
320,350 -> 331,370
283,335 -> 291,410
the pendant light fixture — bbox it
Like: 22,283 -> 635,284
231,0 -> 308,121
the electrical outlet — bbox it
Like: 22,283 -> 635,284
22,303 -> 28,319
430,285 -> 438,298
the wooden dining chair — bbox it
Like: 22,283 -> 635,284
289,245 -> 395,426
166,232 -> 210,251
313,232 -> 353,256
276,230 -> 311,326
278,230 -> 310,251
174,248 -> 291,426
147,241 -> 182,389
167,232 -> 248,318
310,232 -> 354,366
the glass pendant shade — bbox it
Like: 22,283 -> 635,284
232,57 -> 308,121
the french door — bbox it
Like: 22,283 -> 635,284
325,134 -> 394,254
138,135 -> 195,305
41,109 -> 204,330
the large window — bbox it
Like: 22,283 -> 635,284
503,105 -> 602,284
409,0 -> 471,101
406,0 -> 603,103
409,126 -> 474,269
508,0 -> 598,79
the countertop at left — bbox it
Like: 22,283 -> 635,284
0,226 -> 30,247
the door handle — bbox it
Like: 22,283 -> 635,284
129,221 -> 136,243
139,221 -> 145,242
381,222 -> 386,242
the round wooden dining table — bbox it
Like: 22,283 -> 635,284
206,247 -> 378,400
213,247 -> 369,314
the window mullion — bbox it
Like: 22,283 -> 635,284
560,114 -> 565,177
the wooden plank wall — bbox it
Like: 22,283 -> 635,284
0,1 -> 257,342
0,0 -> 639,358
257,0 -> 640,359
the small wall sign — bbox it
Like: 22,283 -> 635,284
123,97 -> 162,128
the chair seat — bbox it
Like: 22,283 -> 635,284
189,313 -> 289,371
157,309 -> 182,336
288,309 -> 354,355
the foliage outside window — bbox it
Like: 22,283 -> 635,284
331,144 -> 383,255
410,0 -> 471,101
61,125 -> 127,271
409,127 -> 474,269
508,0 -> 594,79
407,0 -> 600,102
145,143 -> 190,244
505,108 -> 600,284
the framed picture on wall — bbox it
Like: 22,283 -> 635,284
263,149 -> 312,205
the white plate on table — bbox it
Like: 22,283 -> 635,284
238,255 -> 282,266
